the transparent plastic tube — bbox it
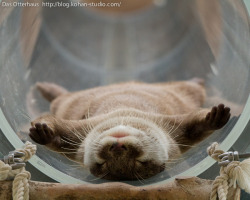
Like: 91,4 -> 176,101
0,0 -> 249,185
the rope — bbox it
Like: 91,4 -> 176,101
0,141 -> 36,200
208,142 -> 250,200
17,142 -> 36,162
0,161 -> 12,180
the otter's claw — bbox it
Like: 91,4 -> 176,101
29,123 -> 54,145
205,104 -> 231,129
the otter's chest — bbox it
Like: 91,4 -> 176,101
90,91 -> 162,116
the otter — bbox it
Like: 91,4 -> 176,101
29,79 -> 231,180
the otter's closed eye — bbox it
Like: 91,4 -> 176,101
96,162 -> 106,167
135,160 -> 147,167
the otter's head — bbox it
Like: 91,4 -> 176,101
78,116 -> 180,180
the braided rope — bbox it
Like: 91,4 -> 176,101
207,142 -> 250,200
0,141 -> 36,200
17,142 -> 37,162
0,161 -> 12,180
207,142 -> 224,162
12,170 -> 31,200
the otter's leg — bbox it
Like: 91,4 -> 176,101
173,104 -> 231,151
36,82 -> 68,102
29,115 -> 90,160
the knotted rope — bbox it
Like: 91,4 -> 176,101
208,142 -> 250,200
0,141 -> 36,200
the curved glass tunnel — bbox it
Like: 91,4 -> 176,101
0,0 -> 250,186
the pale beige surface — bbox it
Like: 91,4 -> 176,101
20,0 -> 42,67
196,0 -> 222,58
0,0 -> 17,26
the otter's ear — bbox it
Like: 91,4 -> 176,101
36,82 -> 68,102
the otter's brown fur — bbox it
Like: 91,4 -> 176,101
29,79 -> 230,180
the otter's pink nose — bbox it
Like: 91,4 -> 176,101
110,133 -> 129,138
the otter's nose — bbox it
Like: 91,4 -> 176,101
109,142 -> 127,152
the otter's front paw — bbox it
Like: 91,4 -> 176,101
29,123 -> 55,145
205,104 -> 231,129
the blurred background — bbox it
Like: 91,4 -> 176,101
0,0 -> 250,191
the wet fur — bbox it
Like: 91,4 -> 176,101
29,79 -> 231,180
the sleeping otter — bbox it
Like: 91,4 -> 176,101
29,79 -> 230,180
